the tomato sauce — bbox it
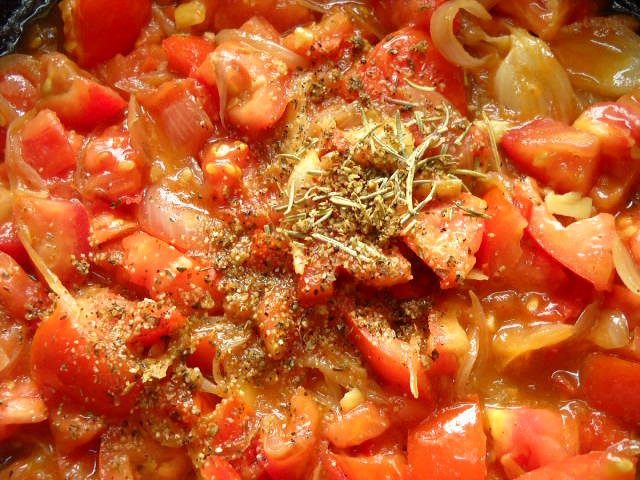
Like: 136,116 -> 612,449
0,0 -> 639,479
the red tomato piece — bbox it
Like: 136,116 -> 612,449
329,452 -> 409,480
404,193 -> 487,289
486,407 -> 579,478
255,283 -> 297,360
260,389 -> 321,480
501,118 -> 601,195
581,354 -> 640,426
61,0 -> 152,67
408,402 -> 487,480
323,401 -> 391,449
513,451 -> 636,480
78,123 -> 146,204
200,140 -> 248,201
527,206 -> 615,291
283,11 -> 355,59
20,109 -> 80,179
31,294 -> 142,417
39,54 -> 127,131
213,0 -> 313,32
358,27 -> 467,113
476,187 -> 528,277
201,40 -> 289,131
375,0 -> 447,29
50,403 -> 106,454
200,455 -> 243,480
343,302 -> 432,399
0,376 -> 48,427
0,251 -> 48,321
162,35 -> 216,77
13,193 -> 91,284
127,301 -> 186,349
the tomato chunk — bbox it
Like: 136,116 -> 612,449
322,401 -> 391,449
0,251 -> 48,321
513,451 -> 636,480
527,206 -> 615,291
501,118 -> 601,195
162,35 -> 216,77
581,354 -> 640,426
329,452 -> 409,480
408,402 -> 487,480
404,193 -> 487,288
61,0 -> 152,67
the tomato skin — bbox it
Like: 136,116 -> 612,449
375,0 -> 447,29
323,401 -> 391,449
358,27 -> 467,113
200,455 -> 242,480
343,302 -> 432,400
13,193 -> 91,284
213,0 -> 313,32
61,0 -> 152,67
513,451 -> 636,480
50,403 -> 106,454
501,118 -> 601,195
581,354 -> 640,426
31,298 -> 142,417
162,35 -> 216,77
527,206 -> 615,291
404,193 -> 487,289
201,140 -> 248,201
329,452 -> 409,480
408,402 -> 487,480
476,187 -> 527,277
0,251 -> 48,321
20,109 -> 80,179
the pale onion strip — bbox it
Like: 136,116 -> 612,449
430,0 -> 492,69
469,291 -> 490,373
613,235 -> 640,296
214,60 -> 228,127
456,326 -> 479,395
215,29 -> 309,69
544,192 -> 592,220
296,0 -> 366,12
5,113 -> 47,193
589,310 -> 630,350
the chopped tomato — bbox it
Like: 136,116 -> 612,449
260,389 -> 321,480
501,118 -> 601,195
49,403 -> 106,454
283,11 -> 355,59
323,401 -> 391,449
404,193 -> 487,289
255,283 -> 297,360
0,251 -> 48,321
13,193 -> 91,284
201,140 -> 248,201
187,335 -> 217,376
527,205 -> 615,291
200,455 -> 242,480
476,187 -> 528,277
581,354 -> 640,426
343,301 -> 432,399
486,407 -> 579,478
78,123 -> 146,204
573,102 -> 640,211
60,0 -> 152,67
162,35 -> 216,77
0,376 -> 48,427
20,109 -> 81,179
213,0 -> 313,32
200,40 -> 289,131
513,451 -> 636,480
329,452 -> 409,480
39,54 -> 127,131
126,300 -> 186,349
375,0 -> 447,29
569,402 -> 633,453
342,247 -> 413,288
31,292 -> 142,416
408,402 -> 487,480
358,27 -> 467,113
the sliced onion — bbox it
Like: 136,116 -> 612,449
613,235 -> 640,296
138,184 -> 224,253
215,29 -> 309,69
430,0 -> 493,69
494,28 -> 578,122
492,322 -> 575,368
544,192 -> 592,220
4,114 -> 47,193
589,309 -> 630,350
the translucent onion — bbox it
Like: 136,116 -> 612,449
494,28 -> 578,123
588,309 -> 630,350
544,192 -> 593,220
612,235 -> 640,296
215,29 -> 309,69
430,0 -> 493,69
4,114 -> 47,193
552,17 -> 640,98
492,322 -> 575,368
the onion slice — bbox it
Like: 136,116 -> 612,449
215,29 -> 309,69
430,0 -> 492,69
613,235 -> 640,296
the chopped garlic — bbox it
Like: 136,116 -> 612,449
340,388 -> 364,413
